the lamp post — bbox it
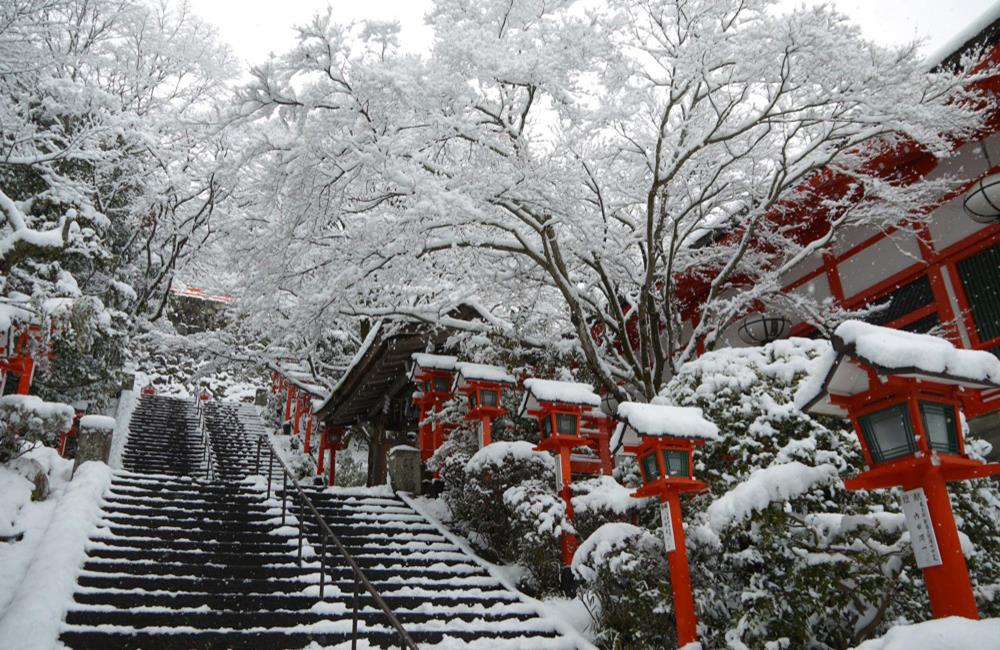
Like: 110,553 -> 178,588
800,320 -> 1000,620
617,402 -> 719,647
519,378 -> 603,591
452,362 -> 516,448
316,425 -> 345,486
409,353 -> 458,464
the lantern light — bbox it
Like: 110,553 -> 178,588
452,361 -> 516,450
519,377 -> 603,591
615,401 -> 719,648
799,320 -> 1000,621
409,353 -> 459,465
963,173 -> 1000,224
737,312 -> 789,346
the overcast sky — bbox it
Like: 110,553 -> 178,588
189,0 -> 1000,70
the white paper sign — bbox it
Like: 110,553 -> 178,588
900,488 -> 942,569
660,502 -> 676,553
554,459 -> 563,493
477,423 -> 485,450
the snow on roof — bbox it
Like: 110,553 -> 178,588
170,282 -> 233,304
614,402 -> 720,442
518,378 -> 601,416
837,320 -> 1000,384
411,352 -> 458,372
315,321 -> 384,413
453,362 -> 516,390
797,321 -> 1000,417
925,2 -> 1000,69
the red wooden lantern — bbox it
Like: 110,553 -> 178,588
409,353 -> 458,463
452,362 -> 515,448
316,425 -> 345,486
518,378 -> 602,584
616,402 -> 719,647
800,320 -> 1000,621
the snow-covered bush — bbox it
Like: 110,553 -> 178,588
29,297 -> 128,409
445,441 -> 555,560
503,479 -> 573,592
573,523 -> 674,649
663,339 -> 1000,647
0,396 -> 75,463
571,475 -> 651,541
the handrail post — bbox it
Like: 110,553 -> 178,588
297,496 -> 304,566
253,432 -> 418,650
320,535 -> 326,598
352,579 -> 359,650
281,471 -> 288,525
267,447 -> 273,499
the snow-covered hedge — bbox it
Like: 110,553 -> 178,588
571,475 -> 651,540
444,441 -> 570,592
572,523 -> 674,649
663,338 -> 1000,647
0,395 -> 75,463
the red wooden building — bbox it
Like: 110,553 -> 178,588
677,15 -> 1000,457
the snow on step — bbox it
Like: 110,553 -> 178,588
58,395 -> 580,649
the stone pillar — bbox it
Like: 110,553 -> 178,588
387,445 -> 422,495
73,415 -> 115,475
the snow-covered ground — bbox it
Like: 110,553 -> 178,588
853,616 -> 1000,649
0,452 -> 111,649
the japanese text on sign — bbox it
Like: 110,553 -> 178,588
901,488 -> 942,569
660,501 -> 676,553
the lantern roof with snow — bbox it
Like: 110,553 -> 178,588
611,402 -> 720,454
408,352 -> 458,381
518,378 -> 601,416
797,320 -> 1000,418
452,362 -> 516,392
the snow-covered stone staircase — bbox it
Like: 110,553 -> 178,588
59,395 -> 579,649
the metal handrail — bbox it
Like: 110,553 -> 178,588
195,399 -> 218,481
254,433 -> 418,650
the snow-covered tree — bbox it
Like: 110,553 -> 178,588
232,0 -> 994,400
1,0 -> 238,402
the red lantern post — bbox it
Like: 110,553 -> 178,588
409,353 -> 458,463
616,402 -> 719,647
519,378 -> 603,589
800,321 -> 1000,620
316,425 -> 345,486
452,362 -> 516,448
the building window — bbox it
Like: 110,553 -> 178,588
863,275 -> 935,328
956,241 -> 1000,345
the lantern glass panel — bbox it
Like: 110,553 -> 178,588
468,392 -> 478,408
664,450 -> 691,477
920,402 -> 959,455
556,413 -> 578,436
433,376 -> 450,393
423,379 -> 431,393
641,452 -> 661,483
858,403 -> 917,464
541,416 -> 552,438
480,388 -> 499,407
